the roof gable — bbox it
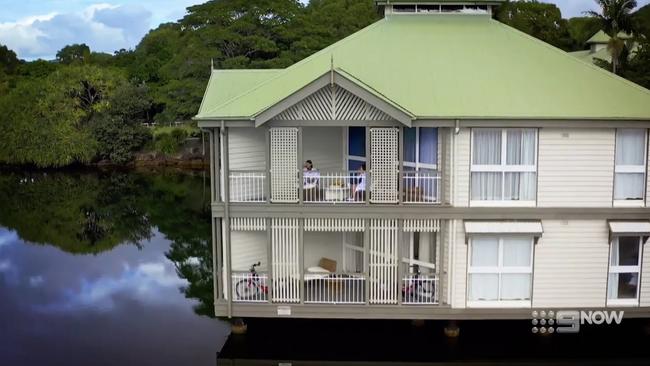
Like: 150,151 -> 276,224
197,15 -> 650,122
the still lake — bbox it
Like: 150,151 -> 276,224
0,168 -> 228,366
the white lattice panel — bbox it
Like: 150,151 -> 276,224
271,218 -> 301,303
230,217 -> 267,231
403,219 -> 441,233
370,128 -> 399,203
304,218 -> 365,232
270,128 -> 299,203
274,85 -> 392,121
369,219 -> 399,304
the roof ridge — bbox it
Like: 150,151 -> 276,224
200,18 -> 388,117
335,67 -> 415,118
490,18 -> 650,98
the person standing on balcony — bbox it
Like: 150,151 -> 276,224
303,160 -> 320,201
350,163 -> 366,201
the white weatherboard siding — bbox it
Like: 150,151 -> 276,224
231,231 -> 268,272
228,128 -> 267,171
304,231 -> 344,269
302,127 -> 344,172
533,220 -> 609,308
454,129 -> 471,207
537,128 -> 615,207
641,238 -> 650,306
647,138 -> 650,207
451,219 -> 468,309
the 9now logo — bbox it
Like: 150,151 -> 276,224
532,310 -> 624,334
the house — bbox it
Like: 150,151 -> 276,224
195,0 -> 650,320
570,30 -> 638,65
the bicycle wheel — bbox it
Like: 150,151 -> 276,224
416,281 -> 435,300
235,279 -> 257,299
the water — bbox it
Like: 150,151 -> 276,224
0,168 -> 228,366
3,168 -> 650,365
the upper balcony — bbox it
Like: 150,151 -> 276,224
224,126 -> 443,206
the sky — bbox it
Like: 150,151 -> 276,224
1,0 -> 649,60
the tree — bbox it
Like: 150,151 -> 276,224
586,0 -> 638,74
91,83 -> 153,164
56,43 -> 91,64
0,65 -> 124,167
0,44 -> 20,74
567,17 -> 603,50
495,1 -> 573,51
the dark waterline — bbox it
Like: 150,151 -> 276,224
0,168 -> 228,366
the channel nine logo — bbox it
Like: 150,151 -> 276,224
531,310 -> 625,334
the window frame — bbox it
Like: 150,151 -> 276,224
403,127 -> 438,171
607,235 -> 644,307
467,235 -> 534,308
345,127 -> 367,171
470,128 -> 538,207
613,129 -> 648,206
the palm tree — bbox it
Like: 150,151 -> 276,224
585,0 -> 637,74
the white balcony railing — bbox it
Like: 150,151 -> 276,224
402,171 -> 441,204
229,171 -> 267,202
401,274 -> 439,305
303,171 -> 366,204
231,272 -> 269,302
304,273 -> 366,304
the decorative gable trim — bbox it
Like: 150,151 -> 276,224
254,70 -> 413,127
273,84 -> 393,122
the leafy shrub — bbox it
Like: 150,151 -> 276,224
153,128 -> 188,155
92,117 -> 152,164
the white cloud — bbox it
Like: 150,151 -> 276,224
0,259 -> 12,272
38,261 -> 187,312
29,275 -> 44,287
0,229 -> 18,248
0,3 -> 152,60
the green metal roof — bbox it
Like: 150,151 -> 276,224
197,15 -> 650,121
569,48 -> 611,64
197,69 -> 280,116
586,30 -> 633,44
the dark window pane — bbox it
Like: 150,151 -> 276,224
618,237 -> 640,266
348,159 -> 365,171
348,127 -> 366,157
617,273 -> 639,299
404,127 -> 416,163
419,128 -> 438,165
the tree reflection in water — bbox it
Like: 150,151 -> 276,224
0,168 -> 215,317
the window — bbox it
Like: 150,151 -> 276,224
608,236 -> 643,306
468,236 -> 533,307
347,127 -> 366,171
471,129 -> 537,205
403,127 -> 438,171
614,129 -> 647,202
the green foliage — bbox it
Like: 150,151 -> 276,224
0,44 -> 20,74
154,128 -> 188,155
620,40 -> 650,89
567,17 -> 602,49
633,4 -> 650,38
0,65 -> 126,167
495,1 -> 573,51
56,43 -> 92,64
